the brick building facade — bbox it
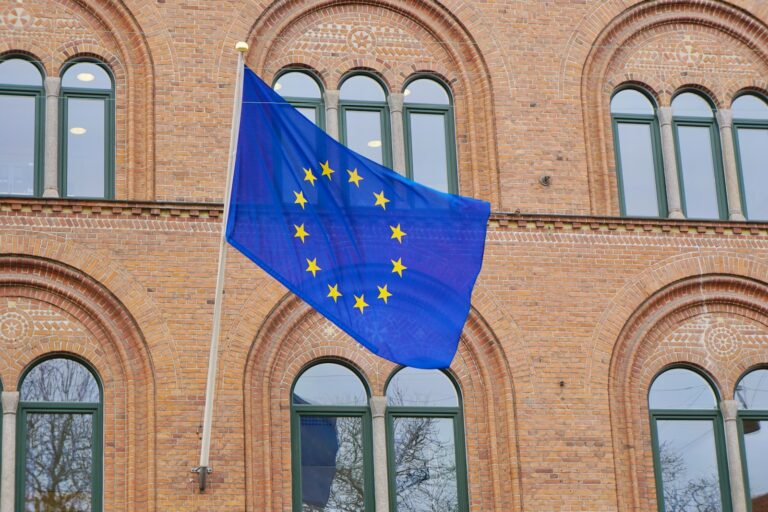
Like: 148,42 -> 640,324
1,0 -> 767,511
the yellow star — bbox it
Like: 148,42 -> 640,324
373,190 -> 390,210
305,258 -> 321,277
377,284 -> 392,304
293,224 -> 309,243
347,168 -> 364,188
391,258 -> 407,277
353,294 -> 369,314
390,224 -> 407,243
294,190 -> 308,209
303,168 -> 317,186
327,284 -> 342,303
320,160 -> 335,180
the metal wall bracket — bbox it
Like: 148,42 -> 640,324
191,466 -> 213,492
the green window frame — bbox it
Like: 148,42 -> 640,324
648,367 -> 731,512
671,92 -> 728,220
290,361 -> 375,512
610,88 -> 667,217
731,94 -> 768,222
59,59 -> 115,199
403,76 -> 458,194
339,73 -> 392,168
16,356 -> 103,512
385,368 -> 469,512
735,368 -> 768,511
273,69 -> 325,129
0,56 -> 45,197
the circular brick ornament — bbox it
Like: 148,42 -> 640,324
705,324 -> 740,359
0,309 -> 33,346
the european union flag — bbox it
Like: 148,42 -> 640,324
226,67 -> 490,368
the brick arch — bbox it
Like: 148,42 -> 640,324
237,290 -> 522,510
606,273 -> 768,510
572,0 -> 768,215
0,254 -> 158,511
217,0 -> 502,206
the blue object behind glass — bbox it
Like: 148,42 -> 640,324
227,67 -> 490,368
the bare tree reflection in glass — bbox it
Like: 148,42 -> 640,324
20,358 -> 100,512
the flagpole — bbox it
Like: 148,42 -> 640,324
194,40 -> 248,492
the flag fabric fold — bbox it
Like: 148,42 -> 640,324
226,67 -> 490,369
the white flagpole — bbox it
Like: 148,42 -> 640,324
195,40 -> 249,491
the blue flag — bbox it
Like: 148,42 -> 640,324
226,67 -> 490,368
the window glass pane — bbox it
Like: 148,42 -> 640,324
300,415 -> 365,511
66,97 -> 106,197
21,358 -> 99,403
616,122 -> 661,217
656,419 -> 723,511
736,369 -> 768,410
24,412 -> 94,512
293,363 -> 367,406
393,417 -> 459,511
274,72 -> 321,99
344,110 -> 384,164
677,125 -> 721,219
672,93 -> 714,118
387,368 -> 458,407
404,79 -> 449,105
732,94 -> 768,121
649,368 -> 717,410
611,89 -> 654,115
408,113 -> 449,192
742,419 -> 768,508
340,76 -> 385,102
0,59 -> 42,87
296,106 -> 318,125
0,94 -> 36,195
62,62 -> 111,90
735,128 -> 768,221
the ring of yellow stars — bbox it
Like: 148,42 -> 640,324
373,190 -> 390,210
347,168 -> 364,188
327,284 -> 342,303
303,167 -> 317,186
305,258 -> 321,277
294,190 -> 308,209
320,160 -> 335,180
391,258 -> 407,277
293,224 -> 309,243
353,294 -> 369,314
390,224 -> 406,243
377,284 -> 392,304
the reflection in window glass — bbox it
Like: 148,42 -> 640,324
61,62 -> 111,90
0,59 -> 43,87
408,113 -> 449,192
615,122 -> 660,217
387,368 -> 458,407
656,419 -> 724,512
672,93 -> 714,118
737,369 -> 768,410
21,358 -> 100,403
611,89 -> 654,116
293,363 -> 367,406
66,97 -> 106,197
0,94 -> 36,195
676,125 -> 721,220
393,417 -> 458,512
733,95 -> 768,121
274,72 -> 321,99
404,79 -> 449,105
340,75 -> 385,102
649,368 -> 717,410
743,420 -> 768,509
344,110 -> 384,164
735,126 -> 768,221
24,412 -> 94,512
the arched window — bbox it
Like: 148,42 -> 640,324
403,77 -> 457,193
274,70 -> 324,128
18,357 -> 102,511
610,88 -> 666,217
736,368 -> 768,510
648,367 -> 730,512
385,367 -> 468,512
732,94 -> 768,221
339,74 -> 391,166
672,92 -> 727,220
0,57 -> 44,196
61,60 -> 114,199
291,362 -> 374,511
